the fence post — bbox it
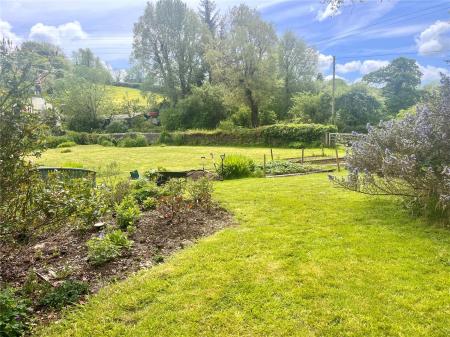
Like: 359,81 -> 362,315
270,148 -> 274,162
301,148 -> 305,164
263,154 -> 266,177
335,147 -> 340,172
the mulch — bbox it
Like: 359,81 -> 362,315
0,203 -> 235,324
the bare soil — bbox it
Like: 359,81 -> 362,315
0,204 -> 234,324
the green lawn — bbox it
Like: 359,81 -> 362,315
37,145 -> 340,176
40,173 -> 449,336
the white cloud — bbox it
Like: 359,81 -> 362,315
316,3 -> 341,22
359,60 -> 389,74
336,59 -> 389,75
419,64 -> 450,84
336,60 -> 361,74
416,20 -> 450,55
0,19 -> 21,43
318,53 -> 333,73
29,21 -> 88,45
324,74 -> 347,82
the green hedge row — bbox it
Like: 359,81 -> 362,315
45,124 -> 337,149
160,124 -> 337,147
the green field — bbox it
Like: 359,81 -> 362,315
37,145 -> 342,176
105,85 -> 147,105
39,171 -> 450,336
105,85 -> 164,106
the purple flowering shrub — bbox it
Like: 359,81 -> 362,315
331,75 -> 450,220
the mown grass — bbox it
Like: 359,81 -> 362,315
37,145 -> 342,177
39,173 -> 449,336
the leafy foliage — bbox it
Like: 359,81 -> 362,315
161,84 -> 228,130
332,75 -> 450,220
219,154 -> 255,179
117,134 -> 148,147
87,230 -> 133,266
289,92 -> 332,124
0,288 -> 31,337
115,196 -> 141,230
187,178 -> 213,208
38,281 -> 88,310
133,0 -> 204,103
261,161 -> 315,175
363,57 -> 421,115
335,86 -> 384,132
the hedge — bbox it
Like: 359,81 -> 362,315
160,124 -> 337,147
44,124 -> 337,149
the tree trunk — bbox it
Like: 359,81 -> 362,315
245,88 -> 259,128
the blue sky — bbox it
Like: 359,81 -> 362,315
0,0 -> 449,83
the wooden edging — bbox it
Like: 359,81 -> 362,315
265,169 -> 335,178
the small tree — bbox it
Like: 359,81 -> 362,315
52,76 -> 106,132
332,75 -> 450,220
0,41 -> 47,236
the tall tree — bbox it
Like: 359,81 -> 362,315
133,0 -> 204,104
72,48 -> 112,84
208,5 -> 277,127
198,0 -> 219,35
363,57 -> 422,115
278,31 -> 318,115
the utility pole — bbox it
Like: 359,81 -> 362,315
331,55 -> 336,125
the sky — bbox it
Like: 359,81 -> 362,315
0,0 -> 449,84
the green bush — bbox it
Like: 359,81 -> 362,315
57,141 -> 77,148
219,155 -> 255,179
106,121 -> 128,133
131,180 -> 160,204
118,134 -> 148,147
38,280 -> 88,310
187,178 -> 213,207
100,139 -> 115,147
87,230 -> 133,266
115,196 -> 141,229
142,197 -> 157,211
45,135 -> 72,148
0,288 -> 31,337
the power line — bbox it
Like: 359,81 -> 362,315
312,3 -> 449,46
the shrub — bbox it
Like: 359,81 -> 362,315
38,280 -> 88,310
0,288 -> 31,337
187,178 -> 213,208
60,148 -> 72,153
118,134 -> 147,147
87,230 -> 133,266
132,180 -> 160,204
106,121 -> 128,133
115,196 -> 141,229
57,141 -> 76,148
332,75 -> 450,220
45,135 -> 72,148
219,155 -> 255,179
158,179 -> 186,221
142,197 -> 157,211
100,140 -> 115,147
